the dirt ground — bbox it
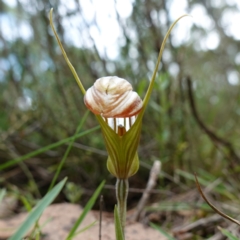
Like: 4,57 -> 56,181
0,203 -> 167,240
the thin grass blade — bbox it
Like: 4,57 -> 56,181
72,221 -> 97,237
20,196 -> 32,212
48,111 -> 89,191
0,189 -> 6,204
66,180 -> 105,240
8,178 -> 67,240
218,227 -> 239,240
0,126 -> 100,171
150,222 -> 176,240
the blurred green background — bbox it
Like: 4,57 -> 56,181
0,0 -> 240,237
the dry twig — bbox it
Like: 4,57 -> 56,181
131,160 -> 161,221
194,174 -> 240,226
173,214 -> 223,235
186,76 -> 240,164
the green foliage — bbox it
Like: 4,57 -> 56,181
0,125 -> 100,171
218,227 -> 239,240
66,180 -> 105,240
48,111 -> 90,191
150,222 -> 176,240
0,189 -> 6,204
1,0 -> 239,186
1,1 -> 240,239
64,181 -> 83,203
6,179 -> 104,240
8,178 -> 67,240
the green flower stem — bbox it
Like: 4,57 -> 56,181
116,178 -> 129,231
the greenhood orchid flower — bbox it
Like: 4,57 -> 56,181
49,8 -> 188,234
84,76 -> 143,179
49,9 -> 187,180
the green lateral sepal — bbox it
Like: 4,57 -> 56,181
97,114 -> 142,179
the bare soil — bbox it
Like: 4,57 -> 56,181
0,203 -> 167,240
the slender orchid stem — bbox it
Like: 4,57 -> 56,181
116,178 -> 129,231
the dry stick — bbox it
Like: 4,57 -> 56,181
99,195 -> 103,240
173,214 -> 223,234
195,174 -> 240,227
132,160 -> 161,221
187,77 -> 240,229
186,76 -> 240,164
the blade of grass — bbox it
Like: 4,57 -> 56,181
150,223 -> 176,240
176,169 -> 209,185
29,217 -> 53,240
20,195 -> 42,238
72,221 -> 97,237
20,195 -> 32,212
177,169 -> 235,199
114,205 -> 124,240
8,177 -> 67,240
66,180 -> 105,240
0,189 -> 6,203
145,201 -> 211,212
0,125 -> 100,171
48,111 -> 89,191
218,227 -> 239,240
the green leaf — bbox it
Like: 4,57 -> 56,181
72,221 -> 97,237
66,180 -> 105,240
48,111 -> 89,191
150,223 -> 176,240
0,189 -> 6,204
114,205 -> 125,240
0,126 -> 100,171
8,178 -> 67,240
20,196 -> 32,212
218,227 -> 239,240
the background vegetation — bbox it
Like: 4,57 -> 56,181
0,0 -> 240,238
